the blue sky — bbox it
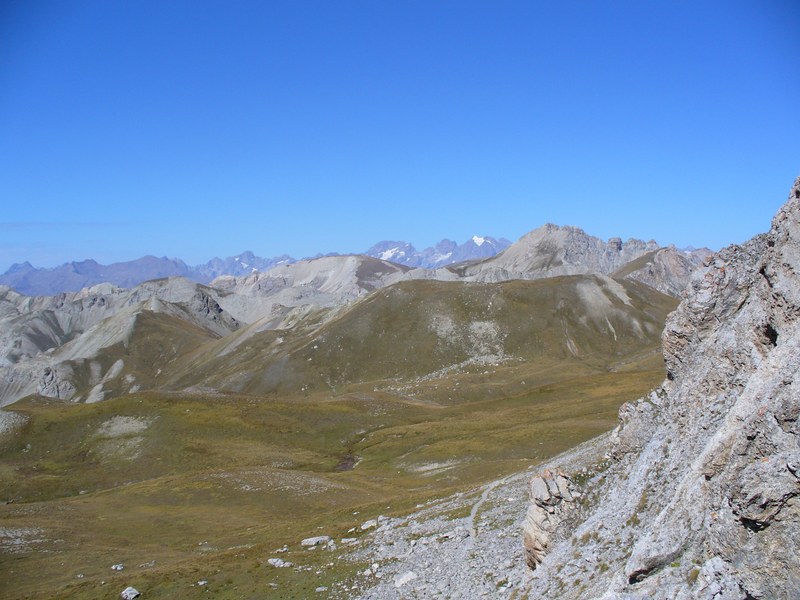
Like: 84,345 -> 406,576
1,1 -> 798,271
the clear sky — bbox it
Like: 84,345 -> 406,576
1,1 -> 798,271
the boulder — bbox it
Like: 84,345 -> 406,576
120,587 -> 140,600
300,535 -> 331,547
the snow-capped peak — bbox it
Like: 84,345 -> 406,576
380,247 -> 405,261
472,236 -> 486,247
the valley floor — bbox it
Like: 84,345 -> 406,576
0,357 -> 661,599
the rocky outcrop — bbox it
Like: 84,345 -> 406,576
523,469 -> 576,569
525,178 -> 800,599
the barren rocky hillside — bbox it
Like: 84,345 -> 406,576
521,177 -> 800,598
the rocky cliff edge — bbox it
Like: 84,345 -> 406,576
524,178 -> 800,599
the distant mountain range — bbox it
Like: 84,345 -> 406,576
0,221 -> 713,406
0,229 -> 709,297
0,236 -> 512,296
0,253 -> 296,297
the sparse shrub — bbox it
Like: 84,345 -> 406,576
687,567 -> 700,585
637,488 -> 649,512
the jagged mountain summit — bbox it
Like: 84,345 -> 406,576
425,224 -> 711,298
365,235 -> 512,268
523,178 -> 800,598
456,224 -> 706,280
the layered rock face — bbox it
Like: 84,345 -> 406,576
525,178 -> 800,599
523,469 -> 576,569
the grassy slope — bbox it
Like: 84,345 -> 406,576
163,276 -> 675,396
0,276 -> 677,599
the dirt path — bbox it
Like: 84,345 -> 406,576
468,473 -> 516,539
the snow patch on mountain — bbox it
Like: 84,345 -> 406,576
365,236 -> 511,269
380,248 -> 406,261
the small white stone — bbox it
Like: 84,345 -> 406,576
120,587 -> 141,600
301,535 -> 332,547
395,571 -> 418,588
267,558 -> 293,568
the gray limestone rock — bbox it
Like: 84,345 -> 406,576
301,535 -> 332,547
523,469 -> 576,569
524,177 -> 800,599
